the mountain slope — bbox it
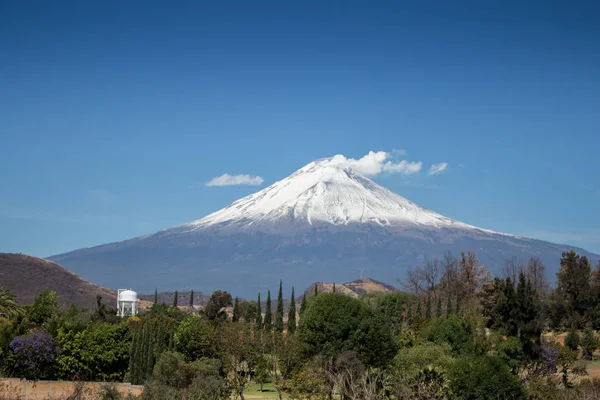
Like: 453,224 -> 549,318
0,253 -> 116,309
49,160 -> 600,298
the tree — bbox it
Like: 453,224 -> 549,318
256,293 -> 262,329
232,297 -> 240,322
420,315 -> 471,355
29,290 -> 59,325
446,296 -> 453,317
298,293 -> 396,367
425,292 -> 432,320
300,295 -> 307,315
10,328 -> 57,379
314,284 -> 318,296
173,291 -> 178,308
204,290 -> 232,321
288,287 -> 297,334
174,316 -> 219,361
458,250 -> 491,299
333,283 -> 336,293
526,257 -> 550,296
220,323 -> 258,400
557,250 -> 592,325
565,325 -> 580,352
275,281 -> 284,332
154,288 -> 158,304
436,296 -> 442,318
264,291 -> 272,331
581,325 -> 599,360
189,290 -> 194,309
0,287 -> 24,320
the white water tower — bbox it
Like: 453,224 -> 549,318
117,289 -> 139,317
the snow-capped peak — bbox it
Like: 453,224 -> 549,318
183,160 -> 495,234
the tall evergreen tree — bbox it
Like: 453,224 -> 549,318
455,293 -> 460,315
264,291 -> 272,331
425,292 -> 432,320
275,281 -> 284,332
557,250 -> 592,325
173,291 -> 178,308
446,296 -> 452,317
406,301 -> 413,323
416,299 -> 422,319
288,287 -> 297,334
189,289 -> 194,308
154,288 -> 158,304
233,297 -> 240,322
333,283 -> 336,293
256,293 -> 262,329
314,284 -> 318,296
300,295 -> 307,315
436,296 -> 442,318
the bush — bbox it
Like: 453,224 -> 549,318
420,315 -> 471,355
448,355 -> 524,400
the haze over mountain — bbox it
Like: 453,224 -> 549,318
49,159 -> 599,298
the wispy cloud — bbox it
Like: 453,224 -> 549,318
429,162 -> 448,175
206,174 -> 264,187
324,151 -> 422,177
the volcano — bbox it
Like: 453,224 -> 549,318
49,159 -> 599,297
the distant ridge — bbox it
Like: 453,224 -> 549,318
0,253 -> 116,309
304,277 -> 399,298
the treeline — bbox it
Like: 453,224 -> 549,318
1,249 -> 600,399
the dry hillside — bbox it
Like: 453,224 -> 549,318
0,253 -> 117,309
304,277 -> 399,298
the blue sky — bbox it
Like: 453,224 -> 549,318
1,1 -> 599,257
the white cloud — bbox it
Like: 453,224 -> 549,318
206,174 -> 264,187
429,162 -> 448,175
324,151 -> 422,176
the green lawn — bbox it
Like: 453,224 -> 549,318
242,383 -> 287,400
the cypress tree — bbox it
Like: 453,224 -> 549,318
455,293 -> 460,315
146,333 -> 154,379
436,296 -> 442,318
446,296 -> 453,317
425,292 -> 432,320
288,287 -> 297,334
189,290 -> 194,308
233,296 -> 240,322
139,323 -> 149,382
128,326 -> 140,383
153,288 -> 158,304
406,301 -> 413,324
314,284 -> 318,296
333,283 -> 336,293
300,295 -> 307,315
173,291 -> 178,308
256,293 -> 262,329
416,299 -> 422,319
275,281 -> 284,332
264,291 -> 272,331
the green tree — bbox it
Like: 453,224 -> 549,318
581,324 -> 599,360
421,315 -> 471,356
174,316 -> 219,361
288,287 -> 297,334
333,283 -> 336,293
300,295 -> 307,315
264,291 -> 272,331
189,290 -> 194,309
204,290 -> 233,321
436,296 -> 442,318
416,299 -> 422,319
232,297 -> 240,322
256,293 -> 262,329
0,287 -> 24,319
298,293 -> 396,367
275,281 -> 284,332
154,288 -> 158,304
446,296 -> 453,317
565,324 -> 580,351
172,291 -> 178,308
375,292 -> 408,335
557,250 -> 592,325
29,290 -> 59,325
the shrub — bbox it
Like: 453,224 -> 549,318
420,315 -> 471,355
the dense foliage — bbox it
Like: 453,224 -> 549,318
1,249 -> 600,399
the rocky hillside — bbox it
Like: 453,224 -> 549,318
304,277 -> 399,298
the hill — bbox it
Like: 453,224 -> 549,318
304,278 -> 399,298
49,158 -> 600,298
0,253 -> 116,310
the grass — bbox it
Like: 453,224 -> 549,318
242,383 -> 288,400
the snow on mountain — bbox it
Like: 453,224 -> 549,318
182,159 -> 496,234
49,158 -> 599,298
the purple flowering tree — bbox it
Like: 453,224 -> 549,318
9,328 -> 58,379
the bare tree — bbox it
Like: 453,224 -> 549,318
400,257 -> 441,294
458,250 -> 491,298
526,257 -> 551,296
502,257 -> 524,284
